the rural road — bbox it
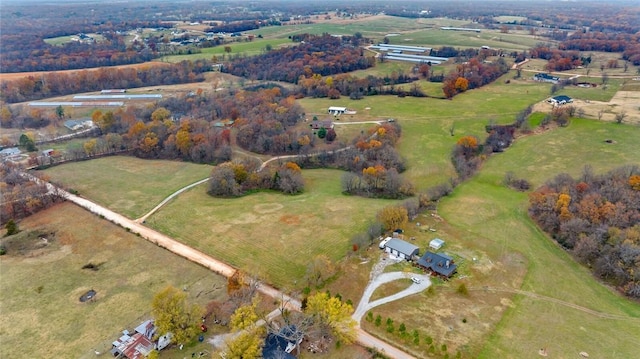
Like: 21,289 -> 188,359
26,174 -> 416,358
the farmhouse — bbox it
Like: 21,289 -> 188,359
64,119 -> 94,131
548,95 -> 573,105
0,147 -> 20,159
533,73 -> 560,84
416,252 -> 457,278
429,238 -> 445,250
310,120 -> 334,130
110,320 -> 169,359
262,326 -> 303,359
383,238 -> 419,260
328,106 -> 347,115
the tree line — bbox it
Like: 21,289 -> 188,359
0,59 -> 210,103
528,166 -> 640,298
0,162 -> 63,224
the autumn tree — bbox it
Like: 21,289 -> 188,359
454,77 -> 469,92
151,286 -> 203,345
305,292 -> 357,344
230,299 -> 260,331
305,254 -> 337,288
223,328 -> 265,359
377,205 -> 408,231
151,107 -> 171,122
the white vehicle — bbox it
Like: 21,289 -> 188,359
411,276 -> 421,284
379,237 -> 392,249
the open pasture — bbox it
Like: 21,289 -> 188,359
0,203 -> 224,359
162,38 -> 292,63
299,72 -> 553,189
145,169 -> 398,288
388,29 -> 543,51
42,156 -> 212,219
437,122 -> 640,357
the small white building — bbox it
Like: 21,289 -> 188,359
328,106 -> 347,115
429,238 -> 445,250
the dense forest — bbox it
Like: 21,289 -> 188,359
222,34 -> 374,83
529,166 -> 640,298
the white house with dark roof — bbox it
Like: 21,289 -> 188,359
383,238 -> 419,260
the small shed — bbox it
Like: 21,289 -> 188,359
429,238 -> 445,250
384,238 -> 419,260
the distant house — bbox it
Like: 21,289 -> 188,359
429,238 -> 445,250
263,326 -> 303,359
42,149 -> 55,157
310,120 -> 334,130
64,119 -> 94,131
533,73 -> 560,84
416,252 -> 457,278
548,95 -> 573,105
328,106 -> 347,115
383,238 -> 419,260
101,89 -> 127,94
0,147 -> 20,159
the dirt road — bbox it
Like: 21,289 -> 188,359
28,174 -> 415,358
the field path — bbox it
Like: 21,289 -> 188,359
472,287 -> 640,321
135,177 -> 209,223
24,173 -> 416,358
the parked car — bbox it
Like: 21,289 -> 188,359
411,276 -> 421,284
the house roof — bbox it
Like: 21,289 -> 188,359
116,333 -> 154,359
417,252 -> 457,277
385,238 -> 419,256
262,326 -> 303,359
328,106 -> 346,111
551,95 -> 572,102
0,147 -> 20,157
134,320 -> 156,339
534,73 -> 559,80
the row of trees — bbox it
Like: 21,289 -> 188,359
0,162 -> 62,224
528,166 -> 640,298
208,161 -> 305,197
0,59 -> 211,103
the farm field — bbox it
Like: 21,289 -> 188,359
357,118 -> 640,358
145,169 -> 399,289
42,156 -> 212,219
0,203 -> 225,359
162,38 -> 292,63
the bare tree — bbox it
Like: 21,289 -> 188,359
615,111 -> 627,124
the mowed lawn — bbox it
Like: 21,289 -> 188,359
145,169 -> 398,288
0,203 -> 224,359
42,156 -> 212,219
437,119 -> 640,358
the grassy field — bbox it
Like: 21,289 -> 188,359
298,72 -> 553,190
163,38 -> 292,63
145,169 -> 398,289
0,203 -> 225,359
42,156 -> 212,219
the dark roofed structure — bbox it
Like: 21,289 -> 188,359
533,73 -> 560,83
416,252 -> 457,278
262,326 -> 303,359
